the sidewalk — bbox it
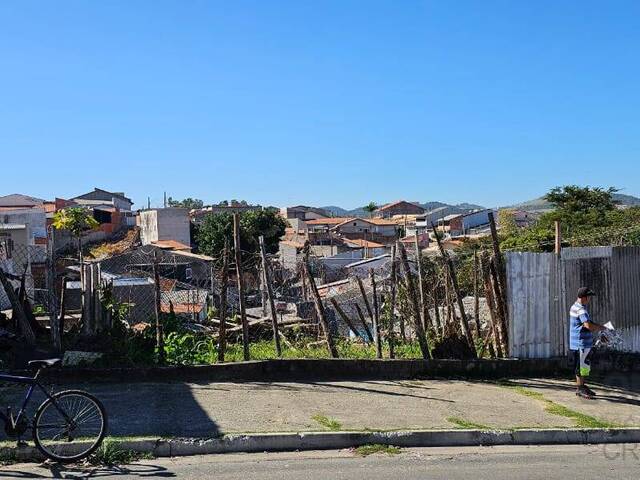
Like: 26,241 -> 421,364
2,376 -> 639,439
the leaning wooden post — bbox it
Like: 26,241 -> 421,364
330,298 -> 366,342
218,241 -> 230,362
431,272 -> 442,336
56,277 -> 68,352
369,269 -> 382,359
481,253 -> 503,357
397,241 -> 431,359
489,256 -> 509,355
259,235 -> 282,357
414,233 -> 433,332
431,223 -> 476,356
233,213 -> 250,361
488,211 -> 508,326
355,276 -> 375,327
153,251 -> 165,364
388,244 -> 398,357
354,303 -> 374,342
303,260 -> 339,358
554,221 -> 562,256
0,267 -> 35,345
472,248 -> 481,340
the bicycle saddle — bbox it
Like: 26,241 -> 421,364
27,358 -> 61,369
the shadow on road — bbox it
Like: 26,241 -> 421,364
0,462 -> 176,478
0,381 -> 221,440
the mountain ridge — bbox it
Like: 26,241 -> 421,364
320,201 -> 486,218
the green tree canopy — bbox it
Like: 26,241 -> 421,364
52,207 -> 99,236
52,207 -> 100,259
167,197 -> 204,209
363,202 -> 377,218
195,209 -> 288,258
544,185 -> 618,226
500,185 -> 640,252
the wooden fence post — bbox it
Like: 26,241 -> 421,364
389,244 -> 398,357
56,276 -> 68,352
488,211 -> 509,329
0,267 -> 35,345
354,303 -> 374,342
480,253 -> 503,357
431,273 -> 442,336
397,241 -> 431,359
370,269 -> 382,359
355,276 -> 375,328
218,241 -> 229,362
432,224 -> 476,355
233,213 -> 250,361
259,235 -> 282,357
153,251 -> 165,364
414,233 -> 433,332
330,298 -> 366,342
489,256 -> 509,354
472,248 -> 481,339
303,260 -> 339,358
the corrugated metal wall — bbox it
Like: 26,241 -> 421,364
507,246 -> 640,358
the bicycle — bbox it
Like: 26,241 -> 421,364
0,358 -> 107,463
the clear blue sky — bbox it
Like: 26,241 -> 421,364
2,1 -> 639,210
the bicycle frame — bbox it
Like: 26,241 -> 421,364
0,371 -> 59,430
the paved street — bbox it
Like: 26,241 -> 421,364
1,376 -> 638,439
2,444 -> 640,479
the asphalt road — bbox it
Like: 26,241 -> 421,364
2,444 -> 640,479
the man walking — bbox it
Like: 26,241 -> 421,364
569,287 -> 606,399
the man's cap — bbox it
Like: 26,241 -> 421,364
577,287 -> 596,298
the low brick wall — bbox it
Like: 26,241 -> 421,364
24,357 -> 572,384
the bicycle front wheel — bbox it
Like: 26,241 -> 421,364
33,389 -> 107,463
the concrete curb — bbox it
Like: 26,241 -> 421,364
5,428 -> 640,462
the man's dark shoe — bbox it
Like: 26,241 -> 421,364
583,386 -> 597,396
576,387 -> 594,399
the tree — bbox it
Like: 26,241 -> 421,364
52,208 -> 99,260
497,209 -> 519,237
544,185 -> 618,225
363,202 -> 378,218
167,197 -> 204,210
195,209 -> 288,258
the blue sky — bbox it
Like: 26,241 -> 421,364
1,1 -> 639,210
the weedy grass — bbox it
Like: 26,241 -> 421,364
0,448 -> 18,466
354,444 -> 402,457
446,416 -> 491,430
311,414 -> 342,431
88,439 -> 154,466
498,381 -> 621,429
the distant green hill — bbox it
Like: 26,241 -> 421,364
319,201 -> 485,218
510,193 -> 640,212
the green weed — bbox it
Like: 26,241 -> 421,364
354,444 -> 402,456
499,383 -> 621,429
311,414 -> 342,431
88,439 -> 153,466
446,416 -> 491,430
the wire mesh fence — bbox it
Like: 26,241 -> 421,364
0,223 -> 510,365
